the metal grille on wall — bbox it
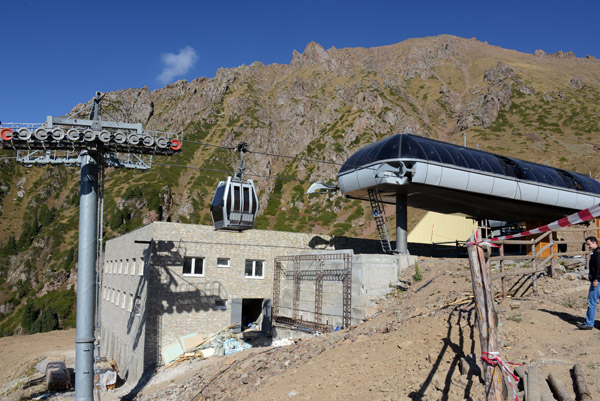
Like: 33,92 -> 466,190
272,252 -> 352,333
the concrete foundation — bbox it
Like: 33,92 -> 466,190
274,250 -> 416,332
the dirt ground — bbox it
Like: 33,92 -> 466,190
0,328 -> 75,399
2,257 -> 600,401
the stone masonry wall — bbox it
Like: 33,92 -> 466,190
150,222 -> 334,349
103,221 -> 336,385
101,223 -> 154,384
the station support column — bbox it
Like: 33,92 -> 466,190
75,151 -> 99,401
396,192 -> 408,254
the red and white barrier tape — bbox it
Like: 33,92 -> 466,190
481,351 -> 524,401
486,202 -> 600,242
467,230 -> 500,247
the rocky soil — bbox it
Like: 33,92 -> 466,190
3,255 -> 600,400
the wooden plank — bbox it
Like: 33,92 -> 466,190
500,244 -> 506,298
489,254 -> 536,262
538,242 -> 552,254
492,239 -> 535,245
492,268 -> 537,280
534,230 -> 552,245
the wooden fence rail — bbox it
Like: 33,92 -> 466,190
489,225 -> 598,297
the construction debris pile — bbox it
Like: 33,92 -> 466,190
162,324 -> 254,368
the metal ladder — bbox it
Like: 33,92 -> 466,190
368,188 -> 393,253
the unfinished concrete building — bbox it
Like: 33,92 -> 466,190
100,222 -> 414,385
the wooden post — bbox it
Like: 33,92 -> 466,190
573,364 -> 592,401
467,232 -> 504,401
531,241 -> 538,293
547,373 -> 570,401
549,234 -> 555,278
500,244 -> 506,299
585,230 -> 590,267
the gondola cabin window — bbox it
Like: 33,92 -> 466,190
245,259 -> 264,279
183,257 -> 204,277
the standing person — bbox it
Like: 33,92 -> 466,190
579,236 -> 600,330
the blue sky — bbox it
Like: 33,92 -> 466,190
1,0 -> 598,123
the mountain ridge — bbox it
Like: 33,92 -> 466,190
0,34 -> 599,336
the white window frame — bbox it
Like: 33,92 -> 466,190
128,293 -> 133,312
125,259 -> 129,275
183,257 -> 205,277
111,289 -> 115,303
139,257 -> 144,276
244,259 -> 265,279
119,260 -> 123,274
131,258 -> 137,275
217,257 -> 230,268
121,291 -> 126,309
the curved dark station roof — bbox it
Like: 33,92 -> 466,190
339,134 -> 600,194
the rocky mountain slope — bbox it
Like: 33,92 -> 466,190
0,35 -> 599,336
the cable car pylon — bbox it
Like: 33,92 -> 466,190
1,92 -> 183,401
210,141 -> 260,231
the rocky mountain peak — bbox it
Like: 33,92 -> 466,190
291,41 -> 330,67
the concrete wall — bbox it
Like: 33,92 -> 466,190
275,251 -> 416,329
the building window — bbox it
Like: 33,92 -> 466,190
119,260 -> 123,274
217,257 -> 230,268
128,294 -> 133,312
183,257 -> 204,276
245,260 -> 264,278
121,292 -> 126,309
111,289 -> 115,303
139,257 -> 144,276
125,259 -> 129,275
131,258 -> 136,275
134,297 -> 142,316
215,299 -> 227,310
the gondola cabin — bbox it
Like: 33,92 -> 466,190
210,176 -> 260,231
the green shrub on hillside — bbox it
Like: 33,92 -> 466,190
19,289 -> 76,335
264,180 -> 284,216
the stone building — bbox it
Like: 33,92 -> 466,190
100,222 -> 414,384
100,222 -> 339,383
